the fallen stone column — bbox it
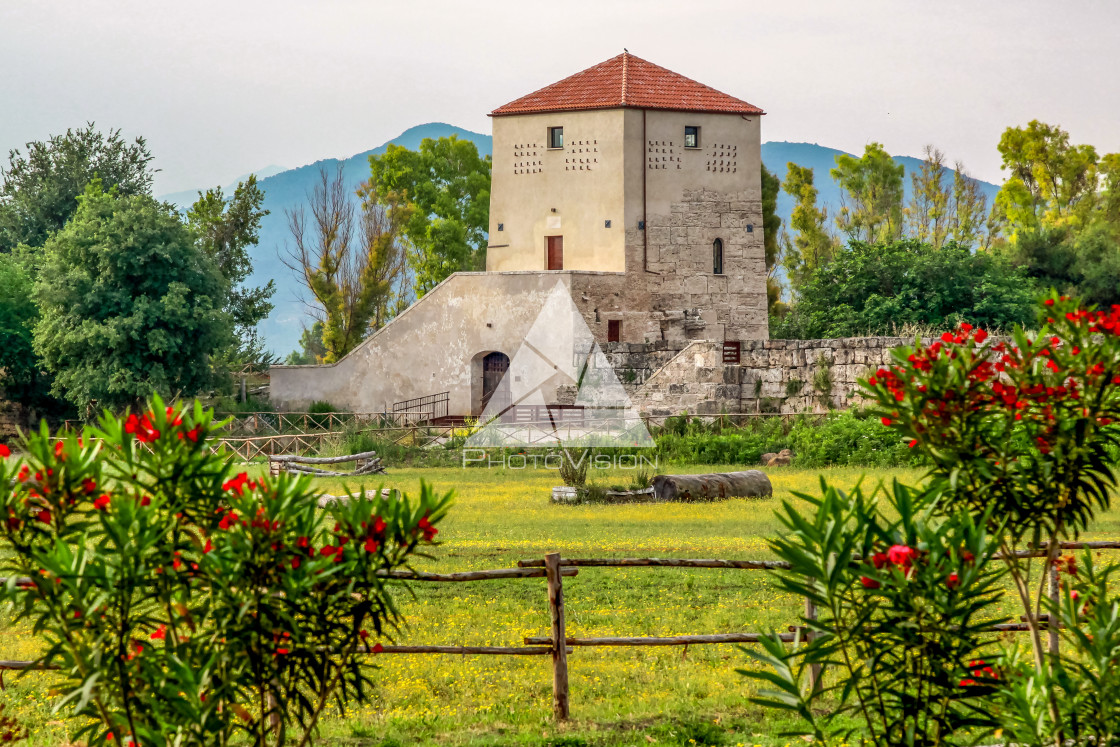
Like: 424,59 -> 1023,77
651,470 -> 772,502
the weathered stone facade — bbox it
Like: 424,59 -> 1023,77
633,187 -> 768,342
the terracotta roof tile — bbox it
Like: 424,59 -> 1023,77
490,53 -> 764,117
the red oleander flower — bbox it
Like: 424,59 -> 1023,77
140,495 -> 151,506
372,643 -> 384,653
860,576 -> 880,589
291,557 -> 300,570
275,648 -> 289,656
947,572 -> 960,589
871,552 -> 889,569
36,509 -> 51,524
217,511 -> 239,530
203,538 -> 213,554
0,444 -> 12,458
124,413 -> 160,443
363,537 -> 379,553
319,545 -> 338,558
417,515 -> 438,541
93,495 -> 111,511
150,625 -> 167,641
54,441 -> 65,458
373,516 -> 386,534
222,472 -> 254,496
17,465 -> 28,482
887,544 -> 918,568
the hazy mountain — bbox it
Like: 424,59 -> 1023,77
763,141 -> 1001,237
161,123 -> 494,358
162,164 -> 288,206
163,130 -> 999,357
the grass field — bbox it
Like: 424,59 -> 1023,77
2,463 -> 1118,746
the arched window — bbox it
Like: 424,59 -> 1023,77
713,238 -> 724,275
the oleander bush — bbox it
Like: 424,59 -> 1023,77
0,396 -> 451,747
747,293 -> 1120,746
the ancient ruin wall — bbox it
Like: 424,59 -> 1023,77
630,337 -> 926,416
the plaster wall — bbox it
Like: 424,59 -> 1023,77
270,271 -> 631,414
488,110 -> 627,272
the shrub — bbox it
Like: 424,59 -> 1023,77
652,412 -> 920,468
744,480 -> 1008,744
995,550 -> 1120,745
0,396 -> 452,746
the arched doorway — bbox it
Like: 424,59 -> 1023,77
480,352 -> 511,415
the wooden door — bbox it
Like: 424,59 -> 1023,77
481,352 -> 511,414
546,236 -> 564,270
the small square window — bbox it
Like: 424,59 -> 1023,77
684,126 -> 700,149
548,127 -> 564,149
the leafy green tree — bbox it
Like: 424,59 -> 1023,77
0,252 -> 70,417
760,164 -> 784,312
368,136 -> 491,295
771,239 -> 1035,339
285,167 -> 411,364
284,321 -> 326,365
33,182 -> 232,411
0,124 -> 154,252
831,142 -> 905,243
186,175 -> 275,363
996,120 -> 1104,236
781,163 -> 837,293
999,224 -> 1120,308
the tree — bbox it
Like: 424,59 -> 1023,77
0,124 -> 154,252
284,321 -> 326,365
831,142 -> 905,243
33,182 -> 232,411
781,163 -> 837,293
760,164 -> 784,312
996,120 -> 1102,236
186,175 -> 275,363
0,252 -> 68,416
368,136 -> 491,296
284,167 -> 410,364
1000,224 -> 1120,308
770,239 -> 1035,339
905,145 -> 995,249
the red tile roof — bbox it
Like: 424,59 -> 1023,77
490,52 -> 764,117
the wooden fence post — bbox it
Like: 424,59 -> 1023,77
545,552 -> 570,721
803,594 -> 821,693
1048,562 -> 1060,656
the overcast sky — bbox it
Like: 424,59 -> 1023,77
3,0 -> 1117,195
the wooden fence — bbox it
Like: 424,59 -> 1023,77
3,541 -> 1118,722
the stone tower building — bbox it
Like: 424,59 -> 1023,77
488,52 -> 769,342
270,54 -> 769,416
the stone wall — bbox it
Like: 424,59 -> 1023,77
630,337 -> 924,416
626,187 -> 769,342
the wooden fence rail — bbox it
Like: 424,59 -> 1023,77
0,543 -> 1115,722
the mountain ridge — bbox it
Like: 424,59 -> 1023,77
162,127 -> 1000,356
